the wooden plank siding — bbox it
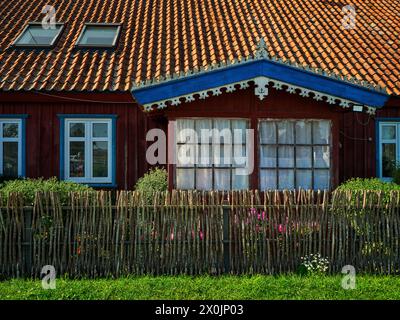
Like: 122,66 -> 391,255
0,99 -> 156,190
0,89 -> 399,190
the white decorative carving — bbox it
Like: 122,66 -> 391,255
144,104 -> 153,112
141,77 -> 377,115
254,77 -> 269,100
339,100 -> 351,108
327,96 -> 336,104
226,84 -> 236,93
286,85 -> 296,94
255,38 -> 269,59
313,93 -> 323,101
366,107 -> 376,115
158,101 -> 167,109
212,88 -> 222,96
199,91 -> 209,99
171,98 -> 181,106
300,89 -> 310,97
185,94 -> 195,103
240,82 -> 250,89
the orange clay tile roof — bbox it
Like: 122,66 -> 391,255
0,0 -> 399,95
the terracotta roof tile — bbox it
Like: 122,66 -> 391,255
0,0 -> 399,95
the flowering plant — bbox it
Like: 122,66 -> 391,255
299,253 -> 329,275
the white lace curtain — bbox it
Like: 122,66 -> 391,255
260,120 -> 331,190
176,119 -> 249,190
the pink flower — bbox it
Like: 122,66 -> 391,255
278,224 -> 286,233
199,231 -> 204,240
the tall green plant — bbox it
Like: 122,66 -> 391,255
135,167 -> 168,204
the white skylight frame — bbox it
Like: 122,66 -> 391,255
75,23 -> 122,48
12,22 -> 65,48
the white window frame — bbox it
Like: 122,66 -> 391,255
378,122 -> 400,181
258,119 -> 332,190
64,119 -> 113,184
0,119 -> 23,177
174,118 -> 250,191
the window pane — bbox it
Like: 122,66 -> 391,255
196,119 -> 212,144
278,170 -> 294,189
260,169 -> 277,190
314,170 -> 330,190
92,141 -> 108,178
382,126 -> 396,140
232,173 -> 248,190
295,121 -> 311,144
93,123 -> 108,138
3,123 -> 18,138
70,123 -> 85,137
296,146 -> 312,168
232,120 -> 248,144
198,144 -> 211,167
278,146 -> 294,167
277,121 -> 294,144
313,121 -> 330,144
213,144 -> 232,167
296,170 -> 312,189
214,169 -> 230,190
69,142 -> 85,177
233,144 -> 247,168
3,142 -> 18,177
382,143 -> 396,177
213,120 -> 232,144
260,146 -> 276,167
314,146 -> 330,168
77,25 -> 119,46
260,121 -> 276,144
177,144 -> 196,167
15,25 -> 62,45
177,119 -> 195,143
176,169 -> 194,189
196,169 -> 212,190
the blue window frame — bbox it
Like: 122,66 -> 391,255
0,115 -> 27,178
58,115 -> 117,187
376,118 -> 400,181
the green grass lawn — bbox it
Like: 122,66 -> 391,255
0,275 -> 399,300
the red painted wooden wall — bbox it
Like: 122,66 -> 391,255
0,90 -> 399,189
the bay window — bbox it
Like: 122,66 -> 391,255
259,120 -> 331,190
60,117 -> 116,185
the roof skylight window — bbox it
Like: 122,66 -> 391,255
13,22 -> 64,47
75,23 -> 121,48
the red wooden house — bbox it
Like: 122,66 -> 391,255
0,0 -> 399,190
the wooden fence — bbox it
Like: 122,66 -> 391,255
1,190 -> 400,278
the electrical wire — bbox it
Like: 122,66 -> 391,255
340,130 -> 372,142
34,91 -> 136,104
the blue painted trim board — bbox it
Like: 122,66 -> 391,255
132,60 -> 389,107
